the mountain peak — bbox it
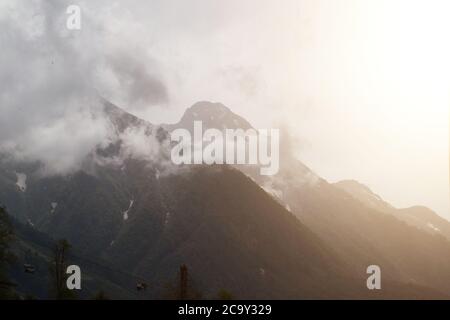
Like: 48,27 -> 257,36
102,100 -> 153,133
173,101 -> 253,132
188,101 -> 230,114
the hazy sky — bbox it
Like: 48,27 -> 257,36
1,0 -> 449,217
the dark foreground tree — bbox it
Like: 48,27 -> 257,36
49,239 -> 76,299
0,206 -> 15,299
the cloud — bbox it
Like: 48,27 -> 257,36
2,103 -> 113,176
0,0 -> 169,175
1,0 -> 447,217
100,50 -> 169,111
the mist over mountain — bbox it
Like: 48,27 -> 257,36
1,100 -> 450,299
1,0 -> 449,304
163,101 -> 450,297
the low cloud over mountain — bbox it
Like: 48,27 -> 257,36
0,0 -> 168,175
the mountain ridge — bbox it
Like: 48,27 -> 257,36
1,100 -> 450,299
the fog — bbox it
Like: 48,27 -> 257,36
0,0 -> 448,217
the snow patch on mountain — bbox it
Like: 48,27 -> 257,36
27,219 -> 34,228
427,222 -> 440,232
50,202 -> 58,214
15,172 -> 27,192
262,182 -> 283,200
123,200 -> 134,221
164,212 -> 170,226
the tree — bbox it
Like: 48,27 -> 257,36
49,239 -> 76,299
0,206 -> 15,299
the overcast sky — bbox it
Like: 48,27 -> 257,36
0,0 -> 449,217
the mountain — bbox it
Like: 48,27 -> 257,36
333,180 -> 394,212
334,180 -> 450,241
165,101 -> 450,297
1,101 -> 360,299
1,100 -> 450,299
6,216 -> 143,300
163,101 -> 252,133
